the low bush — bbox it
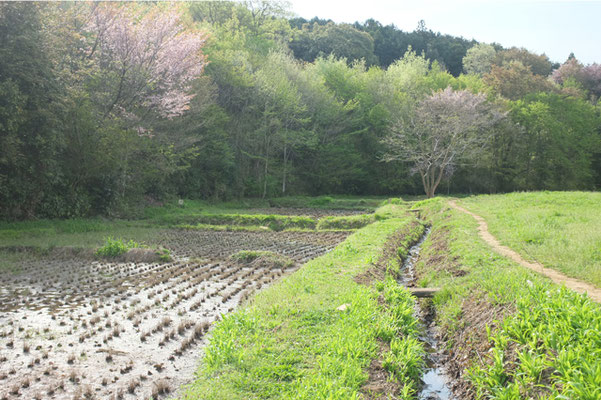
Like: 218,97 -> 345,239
95,237 -> 141,258
308,196 -> 334,206
156,248 -> 172,262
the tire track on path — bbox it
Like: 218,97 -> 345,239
448,199 -> 601,303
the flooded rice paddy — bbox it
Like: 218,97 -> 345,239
0,230 -> 349,399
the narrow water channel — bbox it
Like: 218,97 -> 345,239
400,227 -> 453,400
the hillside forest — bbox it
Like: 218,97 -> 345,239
1,1 -> 600,219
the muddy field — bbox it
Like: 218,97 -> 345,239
0,230 -> 349,399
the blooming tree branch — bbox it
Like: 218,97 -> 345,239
85,4 -> 207,122
382,87 -> 506,197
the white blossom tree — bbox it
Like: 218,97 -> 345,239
382,87 -> 505,197
86,3 -> 208,121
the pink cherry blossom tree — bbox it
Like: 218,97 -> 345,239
382,87 -> 505,197
85,3 -> 207,122
551,58 -> 584,86
552,58 -> 601,99
582,64 -> 601,98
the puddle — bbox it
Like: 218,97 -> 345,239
399,227 -> 453,400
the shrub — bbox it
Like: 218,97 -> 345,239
95,237 -> 140,258
308,196 -> 334,207
156,248 -> 172,262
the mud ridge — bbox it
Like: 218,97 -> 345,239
354,219 -> 423,286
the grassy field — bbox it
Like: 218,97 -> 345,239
181,206 -> 427,399
458,191 -> 601,287
0,196 -> 385,250
414,197 -> 601,399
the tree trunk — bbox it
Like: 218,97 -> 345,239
262,153 -> 268,199
421,169 -> 435,198
120,138 -> 131,201
282,141 -> 287,195
262,103 -> 269,199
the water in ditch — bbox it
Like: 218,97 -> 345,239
400,227 -> 453,400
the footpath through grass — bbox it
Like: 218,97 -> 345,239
458,191 -> 601,287
415,198 -> 601,399
181,204 -> 427,399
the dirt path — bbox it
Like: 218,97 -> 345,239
448,200 -> 601,303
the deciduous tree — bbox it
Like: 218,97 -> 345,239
484,61 -> 555,100
494,47 -> 552,76
86,3 -> 208,121
382,87 -> 505,197
463,43 -> 496,75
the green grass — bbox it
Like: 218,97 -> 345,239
458,191 -> 601,287
312,204 -> 407,230
181,204 -> 426,399
0,218 -> 144,240
316,214 -> 375,230
0,225 -> 166,250
141,198 -> 271,220
268,195 -> 387,210
160,213 -> 317,231
415,197 -> 601,399
0,251 -> 27,274
175,223 -> 271,232
0,197 -> 383,251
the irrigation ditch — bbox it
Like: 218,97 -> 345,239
399,226 -> 454,400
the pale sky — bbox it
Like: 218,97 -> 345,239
288,0 -> 601,65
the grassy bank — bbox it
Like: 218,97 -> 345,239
166,213 -> 317,231
0,196 -> 387,250
268,195 -> 385,210
415,198 -> 601,399
458,191 -> 601,287
181,206 -> 427,399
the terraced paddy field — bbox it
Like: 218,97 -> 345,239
0,201 -> 363,400
2,194 -> 600,400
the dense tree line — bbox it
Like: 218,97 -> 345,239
1,1 -> 600,219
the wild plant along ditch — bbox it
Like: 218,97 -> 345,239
398,227 -> 453,400
181,208 -> 432,399
413,198 -> 601,400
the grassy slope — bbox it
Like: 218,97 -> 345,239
458,191 -> 601,287
181,207 -> 426,399
268,195 -> 386,210
416,198 -> 601,399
